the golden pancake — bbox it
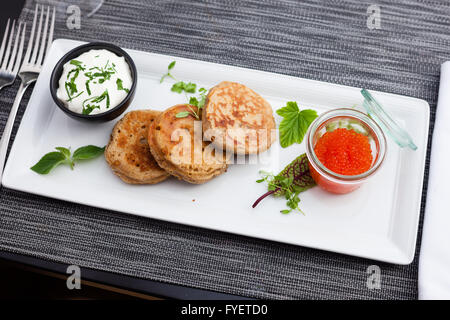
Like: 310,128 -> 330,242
202,81 -> 276,154
148,104 -> 228,184
105,110 -> 170,184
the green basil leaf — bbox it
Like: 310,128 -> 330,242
30,152 -> 67,174
72,145 -> 105,161
55,147 -> 71,159
168,61 -> 176,70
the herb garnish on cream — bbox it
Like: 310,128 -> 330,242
56,49 -> 132,115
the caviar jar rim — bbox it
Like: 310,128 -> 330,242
305,108 -> 387,183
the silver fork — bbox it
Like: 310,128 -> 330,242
0,19 -> 26,91
0,5 -> 55,184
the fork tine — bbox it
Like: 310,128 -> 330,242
1,20 -> 15,70
0,19 -> 10,66
45,7 -> 56,61
6,22 -> 23,72
23,4 -> 39,65
12,23 -> 26,75
29,5 -> 44,66
36,6 -> 50,67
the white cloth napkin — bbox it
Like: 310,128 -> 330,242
419,61 -> 450,300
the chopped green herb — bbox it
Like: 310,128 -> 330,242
85,80 -> 91,95
106,90 -> 110,108
69,60 -> 85,69
83,60 -> 116,96
64,60 -> 86,101
88,90 -> 108,104
82,104 -> 99,115
66,68 -> 77,80
67,90 -> 84,102
116,78 -> 130,94
82,90 -> 110,114
65,82 -> 75,97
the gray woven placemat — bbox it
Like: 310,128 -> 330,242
0,0 -> 446,299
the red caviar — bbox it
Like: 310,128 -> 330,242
314,128 -> 373,176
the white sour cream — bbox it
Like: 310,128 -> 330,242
56,49 -> 132,115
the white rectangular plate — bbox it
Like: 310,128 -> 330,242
3,39 -> 429,264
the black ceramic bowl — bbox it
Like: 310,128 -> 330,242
50,42 -> 137,122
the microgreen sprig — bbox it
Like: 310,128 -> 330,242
160,61 -> 176,83
171,81 -> 196,94
160,61 -> 208,119
175,87 -> 208,119
256,171 -> 304,214
252,154 -> 316,214
175,105 -> 202,120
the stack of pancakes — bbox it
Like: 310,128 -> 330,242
105,81 -> 276,184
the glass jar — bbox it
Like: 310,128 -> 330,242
305,89 -> 417,194
305,108 -> 387,194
